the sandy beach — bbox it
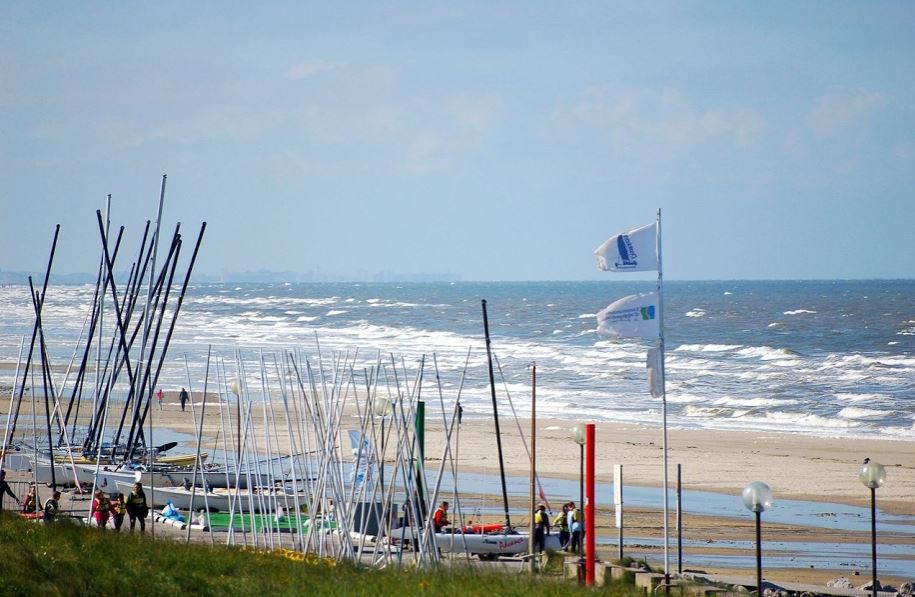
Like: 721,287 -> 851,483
3,391 -> 914,584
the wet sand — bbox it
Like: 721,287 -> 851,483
3,392 -> 914,585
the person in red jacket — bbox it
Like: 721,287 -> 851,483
91,489 -> 111,528
433,501 -> 450,533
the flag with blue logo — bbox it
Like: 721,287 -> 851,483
597,292 -> 660,338
594,222 -> 658,272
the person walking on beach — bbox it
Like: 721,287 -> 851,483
0,470 -> 20,511
91,489 -> 110,528
43,490 -> 62,522
433,501 -> 450,533
555,503 -> 570,549
179,387 -> 189,412
533,503 -> 550,553
127,482 -> 149,532
156,388 -> 164,409
111,493 -> 127,531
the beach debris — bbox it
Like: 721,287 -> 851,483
826,577 -> 852,589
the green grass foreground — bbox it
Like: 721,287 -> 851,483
0,513 -> 640,596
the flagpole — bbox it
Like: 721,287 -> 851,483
656,208 -> 670,581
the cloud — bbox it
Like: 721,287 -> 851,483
284,59 -> 339,81
445,93 -> 503,133
403,131 -> 448,175
97,107 -> 287,147
553,86 -> 766,149
806,88 -> 884,136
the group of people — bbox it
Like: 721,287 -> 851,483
532,501 -> 584,553
2,470 -> 62,522
155,387 -> 190,411
89,482 -> 150,532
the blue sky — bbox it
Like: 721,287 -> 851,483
1,2 -> 913,280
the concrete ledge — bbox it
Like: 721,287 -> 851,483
682,585 -> 731,597
563,560 -> 580,581
608,564 -> 642,583
634,571 -> 667,592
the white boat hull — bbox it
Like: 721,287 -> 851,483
116,481 -> 298,513
393,527 -> 562,556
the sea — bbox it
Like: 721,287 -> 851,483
1,280 -> 913,440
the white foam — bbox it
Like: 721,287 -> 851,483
838,406 -> 892,419
737,346 -> 796,360
296,316 -> 318,322
325,310 -> 348,316
675,343 -> 742,352
685,309 -> 706,318
834,392 -> 891,403
768,322 -> 781,328
783,309 -> 817,315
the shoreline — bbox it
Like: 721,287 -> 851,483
4,394 -> 914,514
3,392 -> 915,585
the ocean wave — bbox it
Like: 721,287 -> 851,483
737,346 -> 797,360
325,309 -> 348,316
685,309 -> 706,318
838,406 -> 893,419
834,392 -> 891,403
577,313 -> 596,319
783,309 -> 817,315
675,343 -> 741,352
713,396 -> 798,407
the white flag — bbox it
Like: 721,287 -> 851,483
596,292 -> 660,338
594,222 -> 658,272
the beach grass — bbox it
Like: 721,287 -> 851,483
0,512 -> 641,596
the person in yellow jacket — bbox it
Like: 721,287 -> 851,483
126,482 -> 149,532
554,503 -> 570,550
111,493 -> 127,531
532,504 -> 550,553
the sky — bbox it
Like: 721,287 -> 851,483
1,2 -> 914,281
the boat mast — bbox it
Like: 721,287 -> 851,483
481,299 -> 511,529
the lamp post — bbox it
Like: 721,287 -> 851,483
859,459 -> 886,597
571,423 -> 586,583
742,481 -> 773,596
373,397 -> 393,496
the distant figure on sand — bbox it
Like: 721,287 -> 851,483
91,490 -> 110,528
156,388 -> 164,409
179,387 -> 188,412
127,482 -> 149,532
0,470 -> 20,511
